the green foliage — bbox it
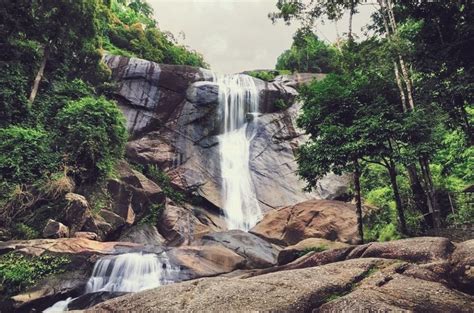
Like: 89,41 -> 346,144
0,63 -> 30,127
276,28 -> 339,73
0,253 -> 70,296
0,126 -> 59,185
105,0 -> 207,67
139,203 -> 163,225
275,99 -> 290,110
12,223 -> 40,240
144,165 -> 185,203
246,70 -> 292,82
55,97 -> 127,183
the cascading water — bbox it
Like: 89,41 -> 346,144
214,74 -> 262,230
44,252 -> 179,312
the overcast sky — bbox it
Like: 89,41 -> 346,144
150,0 -> 376,73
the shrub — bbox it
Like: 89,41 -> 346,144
0,253 -> 70,296
55,96 -> 127,183
0,126 -> 59,184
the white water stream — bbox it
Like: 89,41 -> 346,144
44,252 -> 179,312
214,74 -> 262,230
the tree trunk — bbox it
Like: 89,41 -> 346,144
29,45 -> 49,104
348,0 -> 354,42
419,156 -> 441,228
384,0 -> 416,110
406,164 -> 433,228
378,0 -> 408,112
387,159 -> 407,235
353,158 -> 364,244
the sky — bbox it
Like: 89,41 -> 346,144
150,0 -> 376,74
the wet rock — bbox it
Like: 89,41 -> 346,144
198,230 -> 280,268
277,238 -> 350,265
68,291 -> 128,310
42,219 -> 69,239
118,224 -> 165,246
250,199 -> 361,246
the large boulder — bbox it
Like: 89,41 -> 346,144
106,161 -> 165,224
157,200 -> 226,246
61,193 -> 91,235
42,219 -> 69,239
250,200 -> 361,246
450,239 -> 474,293
167,245 -> 246,280
118,224 -> 165,246
198,230 -> 280,268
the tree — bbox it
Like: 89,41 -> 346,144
1,0 -> 109,104
275,28 -> 339,73
55,97 -> 127,183
297,69 -> 415,236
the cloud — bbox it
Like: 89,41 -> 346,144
149,0 -> 375,73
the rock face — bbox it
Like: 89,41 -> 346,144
250,199 -> 361,246
104,55 -> 349,217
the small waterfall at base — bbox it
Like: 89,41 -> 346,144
214,74 -> 262,231
44,252 -> 179,312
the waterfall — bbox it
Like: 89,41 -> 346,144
44,252 -> 178,312
86,252 -> 178,293
214,74 -> 262,231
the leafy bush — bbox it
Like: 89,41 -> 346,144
0,253 -> 70,296
55,97 -> 127,183
0,126 -> 59,184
